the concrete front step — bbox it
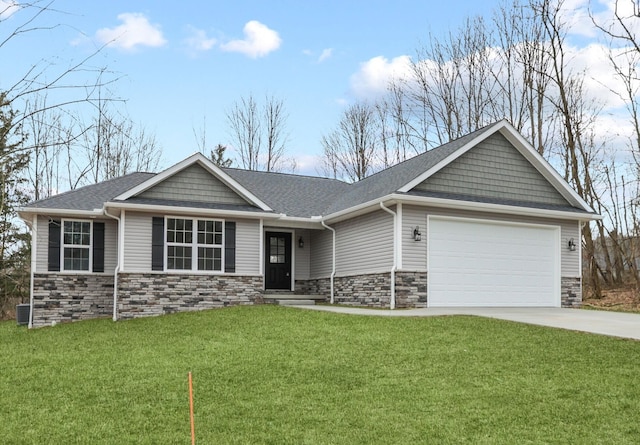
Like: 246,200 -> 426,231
277,299 -> 316,306
263,294 -> 326,306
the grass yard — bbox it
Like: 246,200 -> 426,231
1,306 -> 640,444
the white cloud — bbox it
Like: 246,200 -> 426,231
220,20 -> 281,58
95,13 -> 166,51
0,0 -> 19,19
184,25 -> 216,52
318,48 -> 333,63
349,55 -> 412,99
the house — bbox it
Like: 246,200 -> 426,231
18,120 -> 600,327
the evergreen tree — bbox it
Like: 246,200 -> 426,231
0,93 -> 30,318
210,144 -> 233,168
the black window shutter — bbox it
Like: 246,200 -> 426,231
152,217 -> 164,271
225,221 -> 236,273
48,219 -> 61,271
93,222 -> 105,273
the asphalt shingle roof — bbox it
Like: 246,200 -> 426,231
23,172 -> 155,211
221,168 -> 351,217
21,121 -> 594,218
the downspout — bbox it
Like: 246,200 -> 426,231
104,208 -> 121,321
18,214 -> 36,328
379,202 -> 397,310
320,219 -> 336,304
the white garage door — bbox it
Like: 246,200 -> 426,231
428,217 -> 560,307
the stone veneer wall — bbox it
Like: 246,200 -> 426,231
32,273 -> 114,327
561,277 -> 582,308
302,271 -> 426,308
117,273 -> 263,319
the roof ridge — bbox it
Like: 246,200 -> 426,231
221,166 -> 349,184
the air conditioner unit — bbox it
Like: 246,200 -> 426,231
16,304 -> 30,326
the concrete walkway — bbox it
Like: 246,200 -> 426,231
293,305 -> 640,340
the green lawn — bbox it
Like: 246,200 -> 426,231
1,305 -> 639,444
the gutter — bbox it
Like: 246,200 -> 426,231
320,219 -> 336,304
103,208 -> 121,322
379,202 -> 397,310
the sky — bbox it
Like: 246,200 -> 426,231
0,0 -> 630,176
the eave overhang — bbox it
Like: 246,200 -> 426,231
322,193 -> 602,224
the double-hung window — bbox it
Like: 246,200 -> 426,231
62,220 -> 91,271
166,217 -> 223,272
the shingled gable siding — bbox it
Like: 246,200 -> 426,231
413,132 -> 570,206
138,163 -> 249,205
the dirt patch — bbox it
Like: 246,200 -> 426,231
583,288 -> 640,313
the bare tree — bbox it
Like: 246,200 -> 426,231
77,97 -> 162,185
263,95 -> 289,172
226,94 -> 262,170
320,102 -> 378,182
226,93 -> 290,172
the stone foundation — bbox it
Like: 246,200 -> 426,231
396,271 -> 428,308
301,271 -> 427,308
561,277 -> 582,308
32,273 -> 114,327
117,273 -> 263,319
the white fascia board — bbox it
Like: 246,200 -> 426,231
105,201 -> 282,220
265,216 -> 325,229
17,207 -> 104,218
391,193 -> 603,221
322,196 -> 397,224
113,152 -> 272,211
398,120 -> 506,193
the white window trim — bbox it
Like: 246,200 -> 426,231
164,216 -> 225,273
61,218 -> 93,272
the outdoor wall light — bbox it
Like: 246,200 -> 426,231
568,238 -> 576,251
413,226 -> 422,241
298,237 -> 304,248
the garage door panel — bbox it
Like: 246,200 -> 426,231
428,217 -> 559,307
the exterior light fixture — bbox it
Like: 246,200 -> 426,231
413,226 -> 422,241
568,238 -> 576,251
298,237 -> 304,248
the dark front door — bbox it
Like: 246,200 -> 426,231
265,232 -> 292,290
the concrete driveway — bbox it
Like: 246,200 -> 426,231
294,305 -> 640,340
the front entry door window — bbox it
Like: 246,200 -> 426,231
265,232 -> 292,290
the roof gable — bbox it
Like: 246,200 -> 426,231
138,163 -> 250,206
114,153 -> 272,211
397,120 -> 594,212
411,131 -> 570,207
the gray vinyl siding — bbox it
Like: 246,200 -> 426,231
139,163 -> 249,205
402,205 -> 581,277
122,212 -> 152,272
310,228 -> 333,278
402,206 -> 427,271
35,215 -> 117,273
413,133 -> 570,206
295,229 -> 311,280
122,212 -> 260,274
103,219 -> 118,273
235,219 -> 260,275
36,215 -> 48,272
334,209 -> 394,277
